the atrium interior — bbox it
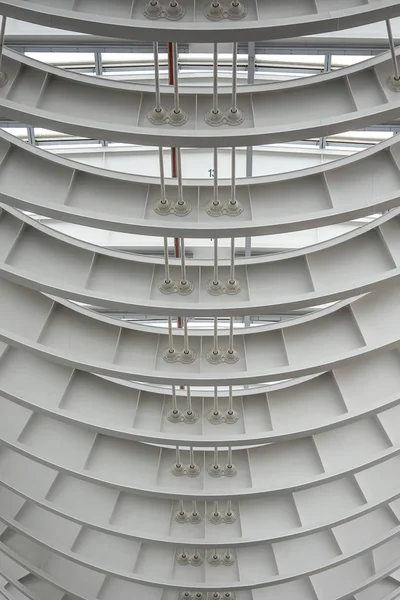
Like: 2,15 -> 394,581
1,2 -> 400,600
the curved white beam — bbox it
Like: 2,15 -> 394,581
0,275 -> 399,385
0,49 -> 400,147
2,450 -> 400,549
2,434 -> 400,548
1,492 -> 400,593
0,341 -> 399,449
1,3 -> 400,598
0,130 -> 399,238
1,206 -> 400,316
1,525 -> 400,596
1,390 -> 400,502
0,0 -> 399,43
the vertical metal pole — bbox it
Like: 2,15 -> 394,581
245,41 -> 255,180
245,41 -> 254,332
159,147 -> 167,204
386,20 -> 400,80
171,384 -> 178,413
244,235 -> 251,329
228,317 -> 234,354
213,386 -> 219,415
153,41 -> 162,111
323,53 -> 332,74
172,42 -> 181,114
230,146 -> 237,207
176,146 -> 186,208
180,237 -> 187,285
212,42 -> 219,114
231,42 -> 238,113
94,51 -> 103,76
27,126 -> 36,146
163,237 -> 171,284
213,317 -> 219,355
227,447 -> 233,468
229,238 -> 235,284
213,446 -> 219,468
213,238 -> 219,285
0,16 -> 7,74
176,446 -> 181,468
189,446 -> 195,468
228,385 -> 234,415
213,148 -> 220,207
183,317 -> 190,354
186,385 -> 193,415
320,54 -> 331,149
167,317 -> 174,353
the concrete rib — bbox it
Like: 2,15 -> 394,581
0,130 -> 400,238
0,49 -> 400,147
0,0 -> 399,43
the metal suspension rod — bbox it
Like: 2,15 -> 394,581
183,317 -> 190,354
228,385 -> 234,415
230,146 -> 237,207
227,447 -> 233,468
179,499 -> 185,515
227,500 -> 233,516
213,147 -> 220,207
176,446 -> 181,468
186,385 -> 193,415
212,43 -> 219,114
172,43 -> 181,114
153,41 -> 162,112
167,317 -> 174,353
0,16 -> 7,73
229,238 -> 235,284
180,238 -> 187,285
213,386 -> 219,415
386,20 -> 400,80
213,317 -> 219,355
192,501 -> 198,516
177,146 -> 184,206
163,237 -> 171,284
213,446 -> 219,468
158,147 -> 167,204
213,237 -> 219,285
189,446 -> 195,468
231,42 -> 238,112
171,384 -> 178,413
213,501 -> 219,516
228,316 -> 234,354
